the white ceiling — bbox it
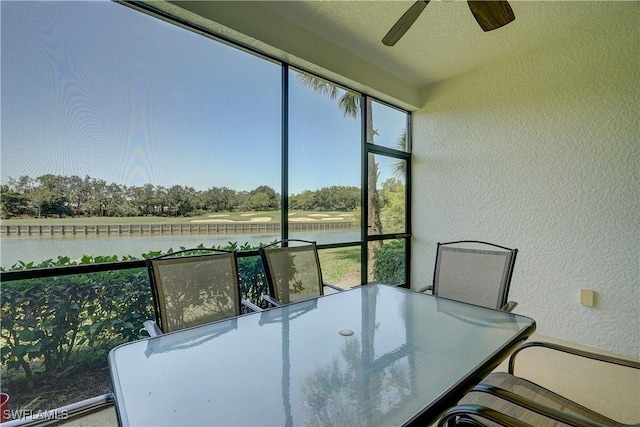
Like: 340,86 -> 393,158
256,0 -> 586,87
164,1 -> 627,108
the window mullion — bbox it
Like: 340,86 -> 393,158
281,64 -> 289,240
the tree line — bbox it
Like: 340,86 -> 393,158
0,174 -> 363,218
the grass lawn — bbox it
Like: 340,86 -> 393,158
0,210 -> 357,226
319,246 -> 362,287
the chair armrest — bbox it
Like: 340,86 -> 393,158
508,341 -> 640,375
501,301 -> 518,312
262,294 -> 283,307
416,285 -> 433,293
323,282 -> 346,292
471,383 -> 605,427
241,299 -> 263,312
436,403 -> 533,427
143,320 -> 162,337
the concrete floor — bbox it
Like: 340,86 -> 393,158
60,407 -> 117,427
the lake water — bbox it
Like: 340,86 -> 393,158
0,230 -> 361,268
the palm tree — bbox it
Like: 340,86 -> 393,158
297,72 -> 382,279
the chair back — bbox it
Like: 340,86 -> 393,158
433,241 -> 517,310
147,248 -> 241,333
259,239 -> 324,304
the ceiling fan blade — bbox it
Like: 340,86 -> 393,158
382,0 -> 430,46
467,1 -> 515,32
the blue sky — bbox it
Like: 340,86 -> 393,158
1,1 -> 407,195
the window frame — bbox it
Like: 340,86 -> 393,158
120,0 -> 415,287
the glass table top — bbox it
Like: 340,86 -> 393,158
109,284 -> 535,426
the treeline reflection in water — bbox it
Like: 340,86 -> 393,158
0,230 -> 360,268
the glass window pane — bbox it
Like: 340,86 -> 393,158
318,246 -> 362,289
237,253 -> 269,309
368,154 -> 406,235
368,100 -> 408,151
369,239 -> 406,285
288,70 -> 361,244
0,0 -> 413,416
1,1 -> 281,267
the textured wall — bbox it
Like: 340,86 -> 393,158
411,3 -> 639,358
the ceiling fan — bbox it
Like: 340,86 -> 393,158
382,0 -> 515,46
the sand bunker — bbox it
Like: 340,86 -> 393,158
191,212 -> 353,224
250,217 -> 271,222
191,217 -> 272,223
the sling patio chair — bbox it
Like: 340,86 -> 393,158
143,248 -> 261,337
259,239 -> 345,307
417,240 -> 518,312
437,341 -> 640,427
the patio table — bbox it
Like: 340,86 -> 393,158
108,284 -> 535,426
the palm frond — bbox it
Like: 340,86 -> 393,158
338,93 -> 360,119
392,128 -> 407,178
297,73 -> 339,99
297,72 -> 360,119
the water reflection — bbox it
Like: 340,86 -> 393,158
267,287 -> 414,426
144,318 -> 238,358
436,298 -> 522,330
302,336 -> 411,426
259,301 -> 318,427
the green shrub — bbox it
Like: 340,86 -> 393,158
0,263 -> 152,386
0,243 -> 269,386
372,240 -> 405,285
